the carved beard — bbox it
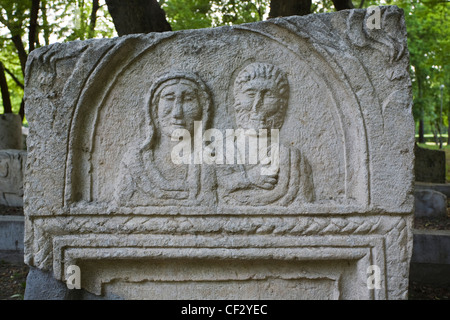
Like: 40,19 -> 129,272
234,101 -> 286,131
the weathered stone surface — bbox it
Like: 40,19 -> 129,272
0,150 -> 27,206
23,6 -> 415,300
414,145 -> 446,184
414,189 -> 448,218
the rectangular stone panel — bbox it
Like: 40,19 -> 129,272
82,260 -> 345,300
24,6 -> 415,300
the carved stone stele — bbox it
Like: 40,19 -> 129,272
23,6 -> 415,300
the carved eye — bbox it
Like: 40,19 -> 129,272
264,91 -> 276,99
161,93 -> 175,101
183,94 -> 195,102
245,91 -> 256,98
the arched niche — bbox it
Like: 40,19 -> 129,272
64,22 -> 374,213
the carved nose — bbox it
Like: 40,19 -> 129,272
251,92 -> 264,121
252,92 -> 263,113
172,99 -> 184,119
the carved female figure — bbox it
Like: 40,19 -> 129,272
114,71 -> 216,207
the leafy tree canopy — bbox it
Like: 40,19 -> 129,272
0,0 -> 448,136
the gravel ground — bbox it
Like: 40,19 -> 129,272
0,259 -> 28,300
414,198 -> 450,231
0,206 -> 449,300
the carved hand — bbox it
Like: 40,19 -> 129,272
246,163 -> 279,190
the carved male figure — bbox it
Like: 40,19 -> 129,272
218,62 -> 314,206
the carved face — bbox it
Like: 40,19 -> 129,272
157,79 -> 203,137
234,78 -> 287,131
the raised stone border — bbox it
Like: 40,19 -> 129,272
0,217 -> 442,298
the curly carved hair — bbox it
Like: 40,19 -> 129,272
234,62 -> 289,102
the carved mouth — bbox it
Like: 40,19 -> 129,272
244,119 -> 268,129
171,122 -> 186,127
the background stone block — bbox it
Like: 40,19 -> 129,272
0,114 -> 22,151
414,189 -> 448,219
0,150 -> 27,207
415,145 -> 446,184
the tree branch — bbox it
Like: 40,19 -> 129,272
18,98 -> 24,120
41,0 -> 50,45
4,67 -> 24,89
88,0 -> 100,38
29,0 -> 41,52
11,35 -> 27,76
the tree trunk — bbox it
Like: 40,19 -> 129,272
418,118 -> 425,144
105,0 -> 171,36
0,62 -> 13,114
268,0 -> 312,18
331,0 -> 354,11
88,0 -> 100,38
416,68 -> 425,144
447,109 -> 450,145
432,123 -> 439,146
438,120 -> 443,149
42,0 -> 50,46
18,99 -> 25,121
11,35 -> 27,76
28,0 -> 41,52
3,67 -> 24,89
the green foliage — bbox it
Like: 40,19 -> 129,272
38,0 -> 116,42
0,0 -> 29,114
161,0 -> 268,30
311,0 -> 338,13
209,0 -> 267,26
0,0 -> 116,116
0,41 -> 22,114
0,0 -> 448,134
393,0 -> 449,135
160,0 -> 213,30
0,0 -> 29,37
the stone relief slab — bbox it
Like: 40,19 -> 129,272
24,6 -> 415,299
